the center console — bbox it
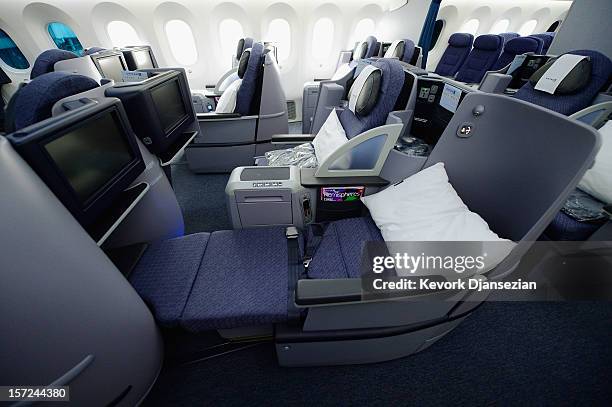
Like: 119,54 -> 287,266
226,166 -> 389,229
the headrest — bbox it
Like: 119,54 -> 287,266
348,64 -> 382,117
6,72 -> 99,132
498,32 -> 520,43
505,36 -> 542,54
352,41 -> 368,60
237,48 -> 251,79
235,42 -> 265,116
384,40 -> 405,59
448,33 -> 473,48
364,36 -> 378,58
30,49 -> 77,79
474,34 -> 502,51
235,38 -> 254,61
529,55 -> 592,95
84,47 -> 106,56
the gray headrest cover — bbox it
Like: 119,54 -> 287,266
384,40 -> 405,59
529,56 -> 592,94
348,64 -> 382,117
237,49 -> 250,79
353,41 -> 368,60
236,38 -> 245,60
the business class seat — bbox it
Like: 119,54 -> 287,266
29,49 -> 78,79
530,32 -> 555,54
433,33 -> 474,77
454,34 -> 504,83
213,37 -> 255,94
512,49 -> 612,240
127,89 -> 598,366
257,58 -> 408,170
3,71 -> 99,133
383,39 -> 416,63
491,36 -> 544,71
185,42 -> 289,173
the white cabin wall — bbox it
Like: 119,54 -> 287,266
376,0 -> 430,41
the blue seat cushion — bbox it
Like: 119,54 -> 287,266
544,212 -> 604,241
455,34 -> 503,83
235,42 -> 264,116
30,49 -> 77,79
434,33 -> 474,77
514,49 -> 612,116
339,58 -> 405,138
181,227 -> 295,331
132,227 -> 300,331
10,72 -> 99,131
308,217 -> 383,279
130,233 -> 210,327
492,36 -> 544,71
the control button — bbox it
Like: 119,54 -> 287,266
427,94 -> 436,103
430,85 -> 438,94
264,182 -> 272,187
457,122 -> 474,138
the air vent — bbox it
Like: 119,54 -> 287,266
287,100 -> 297,121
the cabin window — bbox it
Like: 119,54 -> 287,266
165,20 -> 198,66
460,19 -> 480,35
518,20 -> 538,36
47,22 -> 84,56
431,19 -> 445,49
219,19 -> 244,66
351,18 -> 376,48
107,21 -> 142,48
0,29 -> 30,70
546,20 -> 561,32
490,19 -> 510,34
266,19 -> 291,62
312,18 -> 334,61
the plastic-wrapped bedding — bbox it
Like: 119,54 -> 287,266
396,136 -> 431,157
561,189 -> 607,222
264,142 -> 318,168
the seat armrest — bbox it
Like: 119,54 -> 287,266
296,279 -> 363,305
271,134 -> 315,144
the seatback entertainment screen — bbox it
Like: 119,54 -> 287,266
97,55 -> 126,82
150,79 -> 189,135
44,111 -> 135,204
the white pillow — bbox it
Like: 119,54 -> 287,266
578,121 -> 612,204
215,78 -> 242,113
312,109 -> 349,165
361,163 -> 515,274
218,72 -> 239,92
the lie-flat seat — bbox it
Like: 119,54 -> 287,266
4,71 -> 99,132
129,90 -> 600,347
130,227 -> 294,330
185,42 -> 289,173
29,49 -> 78,79
434,33 -> 474,77
383,39 -> 416,63
511,49 -> 612,240
257,57 -> 408,169
454,34 -> 504,83
491,36 -> 544,71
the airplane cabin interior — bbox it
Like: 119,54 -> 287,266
0,0 -> 611,405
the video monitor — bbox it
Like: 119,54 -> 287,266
91,51 -> 129,82
8,100 -> 145,227
122,46 -> 158,71
105,70 -> 196,156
